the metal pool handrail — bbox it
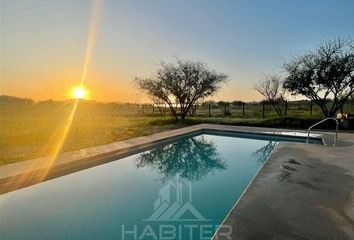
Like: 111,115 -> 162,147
306,117 -> 339,146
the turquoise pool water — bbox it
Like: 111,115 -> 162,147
0,133 -> 319,240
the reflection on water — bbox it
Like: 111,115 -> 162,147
136,135 -> 227,182
251,141 -> 277,164
0,134 -> 278,240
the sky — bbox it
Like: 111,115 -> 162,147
1,0 -> 354,103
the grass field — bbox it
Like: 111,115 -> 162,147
1,98 -> 353,166
0,101 -> 185,165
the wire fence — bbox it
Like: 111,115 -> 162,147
137,100 -> 354,118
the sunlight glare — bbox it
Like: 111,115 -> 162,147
72,86 -> 88,99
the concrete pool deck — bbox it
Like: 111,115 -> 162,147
1,124 -> 353,239
213,129 -> 354,240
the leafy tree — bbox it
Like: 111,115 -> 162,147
135,59 -> 228,120
283,38 -> 354,117
216,101 -> 231,106
201,100 -> 216,106
231,100 -> 245,106
255,74 -> 285,116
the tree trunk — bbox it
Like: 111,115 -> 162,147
181,106 -> 194,120
180,112 -> 187,120
270,101 -> 282,116
166,103 -> 178,120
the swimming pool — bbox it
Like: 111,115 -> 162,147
0,133 -> 321,240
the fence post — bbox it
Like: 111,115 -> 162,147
284,100 -> 287,116
262,102 -> 265,118
152,104 -> 154,114
224,105 -> 227,117
310,101 -> 313,116
208,104 -> 211,117
242,103 -> 245,117
142,105 -> 144,114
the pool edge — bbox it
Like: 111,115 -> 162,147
0,124 -> 330,194
211,139 -> 354,240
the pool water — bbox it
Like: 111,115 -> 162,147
0,133 -> 315,240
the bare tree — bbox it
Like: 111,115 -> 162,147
255,74 -> 285,116
283,37 -> 354,117
251,141 -> 277,164
135,59 -> 228,120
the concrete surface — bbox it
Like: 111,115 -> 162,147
213,133 -> 354,240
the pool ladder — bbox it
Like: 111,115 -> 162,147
306,117 -> 339,146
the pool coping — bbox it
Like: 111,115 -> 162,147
212,128 -> 354,240
211,137 -> 276,239
0,124 -> 330,194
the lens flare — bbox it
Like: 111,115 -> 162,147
79,0 -> 101,86
3,0 -> 102,191
39,0 -> 100,181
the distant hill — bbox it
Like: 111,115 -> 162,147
0,95 -> 149,106
0,95 -> 34,105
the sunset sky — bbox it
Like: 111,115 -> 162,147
1,0 -> 354,103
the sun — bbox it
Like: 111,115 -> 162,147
71,86 -> 89,99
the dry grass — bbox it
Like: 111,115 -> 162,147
1,99 -> 353,166
0,101 -> 183,165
